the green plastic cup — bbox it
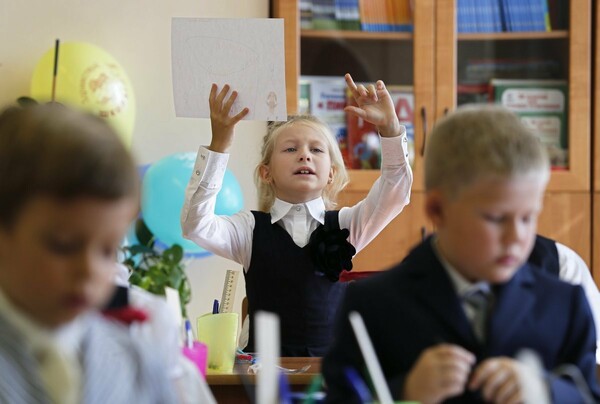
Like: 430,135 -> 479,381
196,312 -> 239,372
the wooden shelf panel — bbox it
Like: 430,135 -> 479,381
345,168 -> 587,193
301,29 -> 412,41
457,30 -> 568,41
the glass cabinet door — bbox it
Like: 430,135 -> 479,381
274,0 -> 435,192
436,0 -> 591,192
273,0 -> 436,271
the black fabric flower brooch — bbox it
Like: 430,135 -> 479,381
307,211 -> 356,282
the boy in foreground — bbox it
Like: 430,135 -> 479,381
322,105 -> 600,403
0,105 -> 176,403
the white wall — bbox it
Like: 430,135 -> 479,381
0,0 -> 269,327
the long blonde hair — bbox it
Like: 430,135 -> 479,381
254,115 -> 349,212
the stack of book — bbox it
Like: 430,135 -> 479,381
299,75 -> 415,170
301,0 -> 413,32
490,78 -> 568,169
456,0 -> 566,33
300,76 -> 352,167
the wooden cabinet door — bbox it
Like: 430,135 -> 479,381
593,194 -> 600,286
435,0 -> 591,192
593,3 -> 600,284
537,192 -> 591,268
273,0 -> 435,193
337,191 -> 432,272
339,191 -> 591,273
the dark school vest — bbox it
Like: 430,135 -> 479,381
528,234 -> 559,276
244,210 -> 348,357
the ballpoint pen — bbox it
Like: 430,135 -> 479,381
184,319 -> 194,349
344,367 -> 373,403
279,371 -> 292,404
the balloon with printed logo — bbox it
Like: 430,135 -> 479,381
30,42 -> 135,146
141,152 -> 244,257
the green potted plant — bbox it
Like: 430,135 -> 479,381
121,219 -> 192,317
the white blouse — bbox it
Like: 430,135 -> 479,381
180,133 -> 413,271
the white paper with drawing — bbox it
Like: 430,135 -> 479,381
171,18 -> 287,121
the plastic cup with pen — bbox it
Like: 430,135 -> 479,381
197,299 -> 239,373
181,319 -> 208,378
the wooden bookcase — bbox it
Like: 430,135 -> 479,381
593,1 -> 600,285
274,0 -> 592,271
435,0 -> 592,270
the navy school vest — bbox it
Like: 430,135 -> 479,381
528,234 -> 560,276
244,210 -> 348,356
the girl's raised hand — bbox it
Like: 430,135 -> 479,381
344,73 -> 401,138
208,83 -> 250,153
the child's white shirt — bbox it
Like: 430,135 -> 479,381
0,286 -> 84,404
181,134 -> 413,271
556,242 -> 600,364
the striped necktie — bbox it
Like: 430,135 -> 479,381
463,288 -> 492,342
35,341 -> 79,404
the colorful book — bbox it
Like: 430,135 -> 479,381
301,75 -> 351,167
298,79 -> 311,115
490,78 -> 568,168
457,83 -> 491,106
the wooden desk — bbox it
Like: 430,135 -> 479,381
206,357 -> 321,404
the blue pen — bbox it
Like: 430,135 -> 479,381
344,367 -> 373,403
278,371 -> 292,404
184,319 -> 194,349
212,299 -> 219,314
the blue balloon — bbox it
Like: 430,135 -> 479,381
141,152 -> 244,257
217,170 -> 245,216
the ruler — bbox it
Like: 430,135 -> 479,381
219,269 -> 240,313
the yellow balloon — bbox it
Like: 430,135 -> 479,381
30,42 -> 135,146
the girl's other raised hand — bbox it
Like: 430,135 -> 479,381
344,73 -> 401,138
208,83 -> 250,153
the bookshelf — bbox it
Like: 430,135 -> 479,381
274,0 -> 592,271
301,29 -> 413,40
457,31 -> 568,40
436,0 -> 591,270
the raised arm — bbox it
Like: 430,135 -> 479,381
180,85 -> 254,269
339,74 -> 413,252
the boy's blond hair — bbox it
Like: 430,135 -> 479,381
254,115 -> 349,212
425,104 -> 550,198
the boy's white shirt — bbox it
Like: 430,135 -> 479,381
180,133 -> 413,271
0,286 -> 83,404
555,242 -> 600,364
115,263 -> 216,404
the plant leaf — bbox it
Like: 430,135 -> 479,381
128,244 -> 155,256
135,218 -> 155,247
164,245 -> 184,264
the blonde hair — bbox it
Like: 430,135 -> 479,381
425,104 -> 550,199
254,115 -> 349,212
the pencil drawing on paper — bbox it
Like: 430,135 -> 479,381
171,18 -> 287,122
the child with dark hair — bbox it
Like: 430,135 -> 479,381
0,104 -> 176,403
